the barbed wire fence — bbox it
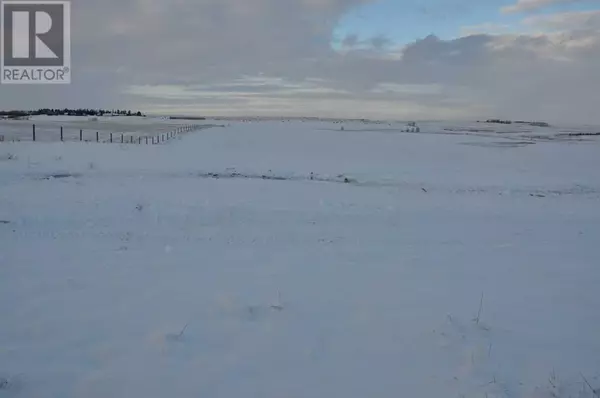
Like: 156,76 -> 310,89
0,124 -> 207,144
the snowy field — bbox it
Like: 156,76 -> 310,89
1,119 -> 599,398
0,116 -> 213,143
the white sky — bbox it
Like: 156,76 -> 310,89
1,0 -> 599,123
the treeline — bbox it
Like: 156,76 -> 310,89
479,119 -> 550,127
0,108 -> 145,117
483,119 -> 512,124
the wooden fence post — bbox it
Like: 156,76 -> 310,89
110,133 -> 113,143
60,127 -> 63,142
80,130 -> 83,141
121,134 -> 124,143
96,131 -> 99,142
32,124 -> 36,141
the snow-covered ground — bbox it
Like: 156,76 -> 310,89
1,120 -> 599,398
0,116 -> 212,143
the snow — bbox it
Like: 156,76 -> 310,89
0,116 -> 211,143
1,120 -> 599,398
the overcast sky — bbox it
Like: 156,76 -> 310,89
1,0 -> 599,122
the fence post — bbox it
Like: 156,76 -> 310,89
121,134 -> 124,143
96,131 -> 99,142
80,130 -> 82,141
110,133 -> 113,143
145,136 -> 148,145
60,127 -> 63,142
138,136 -> 141,144
32,124 -> 36,141
130,136 -> 133,144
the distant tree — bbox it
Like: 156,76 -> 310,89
2,107 -> 144,117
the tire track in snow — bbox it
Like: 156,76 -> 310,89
18,169 -> 600,200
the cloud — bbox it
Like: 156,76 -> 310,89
502,0 -> 588,14
1,0 -> 599,123
460,23 -> 516,36
370,35 -> 392,50
341,34 -> 360,47
523,9 -> 600,30
370,83 -> 444,96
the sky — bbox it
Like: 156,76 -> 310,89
1,0 -> 599,123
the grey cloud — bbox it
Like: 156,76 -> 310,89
342,34 -> 360,47
370,35 -> 392,49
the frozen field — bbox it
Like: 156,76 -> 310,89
1,120 -> 599,398
0,116 -> 213,143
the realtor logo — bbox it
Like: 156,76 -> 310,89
1,0 -> 70,84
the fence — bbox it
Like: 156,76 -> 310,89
0,124 -> 203,144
